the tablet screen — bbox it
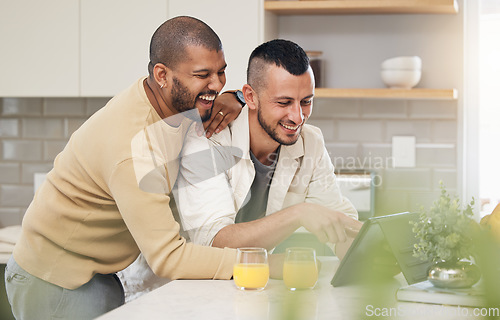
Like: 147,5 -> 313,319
331,212 -> 431,287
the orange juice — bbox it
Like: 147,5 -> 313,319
283,260 -> 318,290
233,263 -> 269,290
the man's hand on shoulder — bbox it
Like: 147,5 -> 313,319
202,91 -> 243,138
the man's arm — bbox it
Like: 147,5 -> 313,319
175,124 -> 361,253
210,126 -> 362,253
211,202 -> 361,251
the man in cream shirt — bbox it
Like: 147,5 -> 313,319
118,39 -> 362,303
175,39 -> 361,255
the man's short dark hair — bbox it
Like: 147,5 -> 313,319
247,39 -> 310,90
148,16 -> 222,75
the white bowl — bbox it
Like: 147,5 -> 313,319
381,69 -> 421,89
381,56 -> 422,70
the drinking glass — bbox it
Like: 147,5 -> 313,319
283,247 -> 318,290
233,247 -> 269,291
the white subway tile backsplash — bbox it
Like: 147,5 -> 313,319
44,141 -> 67,160
416,144 -> 456,167
432,120 -> 457,142
307,119 -> 335,141
0,95 -> 460,223
360,143 -> 393,169
2,140 -> 43,161
385,120 -> 432,143
1,98 -> 43,116
86,98 -> 110,116
0,163 -> 20,184
34,172 -> 47,193
66,118 -> 86,137
0,208 -> 23,227
360,99 -> 408,119
21,163 -> 53,184
313,98 -> 359,118
336,120 -> 384,142
408,100 -> 457,119
0,119 -> 19,137
44,98 -> 86,117
22,118 -> 65,139
325,142 -> 359,169
382,168 -> 432,190
0,97 -> 88,217
0,185 -> 34,207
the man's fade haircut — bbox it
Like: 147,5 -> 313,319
247,39 -> 310,90
148,16 -> 222,76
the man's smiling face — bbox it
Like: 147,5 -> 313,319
168,45 -> 227,122
254,64 -> 314,145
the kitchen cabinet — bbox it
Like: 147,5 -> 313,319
0,0 -> 80,97
83,0 -> 276,96
168,0 -> 278,92
0,0 -> 165,97
80,0 -> 167,97
264,0 -> 459,101
83,0 -> 279,95
0,0 -> 276,97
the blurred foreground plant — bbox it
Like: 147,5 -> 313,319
411,182 -> 477,262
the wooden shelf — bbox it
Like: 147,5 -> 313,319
264,0 -> 459,15
314,88 -> 458,100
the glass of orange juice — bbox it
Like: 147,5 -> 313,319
283,247 -> 318,291
233,247 -> 269,291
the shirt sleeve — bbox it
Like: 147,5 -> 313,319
173,126 -> 242,246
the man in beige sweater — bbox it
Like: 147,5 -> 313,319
117,39 -> 363,302
4,16 -> 243,319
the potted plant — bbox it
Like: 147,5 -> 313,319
411,182 -> 481,288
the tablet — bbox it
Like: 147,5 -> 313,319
331,212 -> 432,287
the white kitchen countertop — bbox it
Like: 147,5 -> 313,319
97,257 -> 486,320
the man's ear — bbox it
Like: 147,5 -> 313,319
242,84 -> 257,110
153,63 -> 171,89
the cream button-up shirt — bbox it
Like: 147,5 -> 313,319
174,107 -> 358,247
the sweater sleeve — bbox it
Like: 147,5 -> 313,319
108,158 -> 236,280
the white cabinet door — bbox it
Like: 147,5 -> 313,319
80,0 -> 167,97
0,0 -> 79,97
168,0 -> 275,92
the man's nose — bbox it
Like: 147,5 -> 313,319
288,102 -> 304,125
208,73 -> 225,92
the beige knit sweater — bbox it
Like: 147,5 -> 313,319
13,77 -> 236,289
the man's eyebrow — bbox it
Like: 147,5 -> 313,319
274,95 -> 293,100
274,94 -> 315,100
193,64 -> 227,74
193,69 -> 210,73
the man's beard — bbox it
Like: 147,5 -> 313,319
171,77 -> 212,122
257,105 -> 301,146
